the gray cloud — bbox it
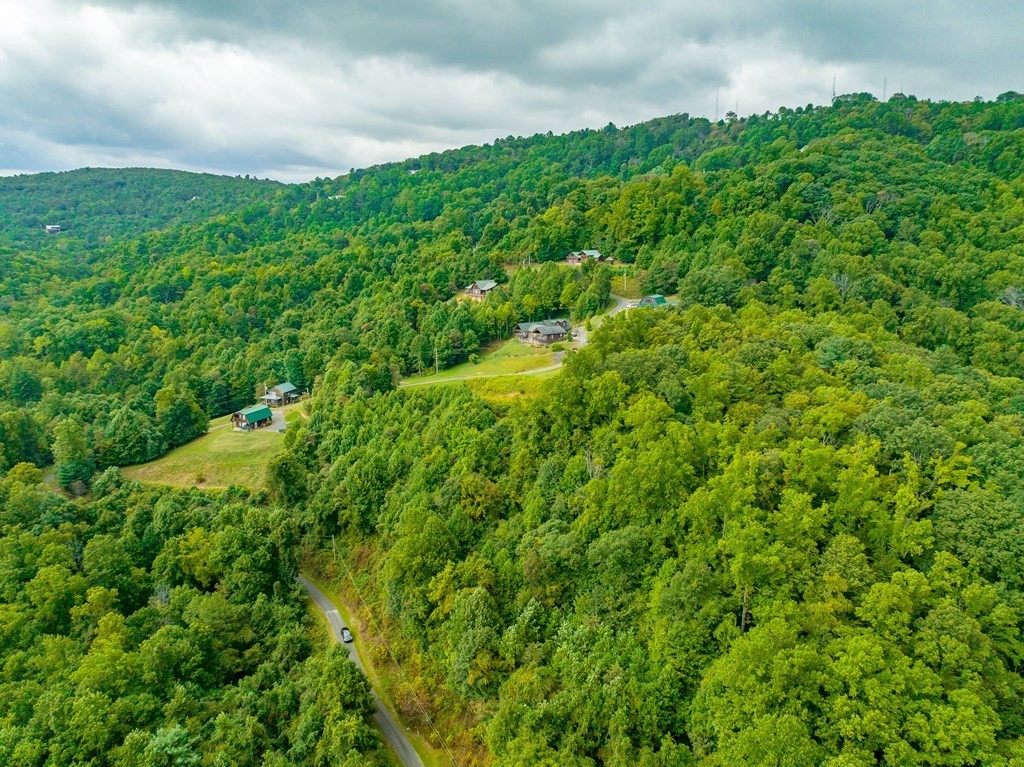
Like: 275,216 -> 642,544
0,0 -> 1020,181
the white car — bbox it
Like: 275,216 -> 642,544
341,627 -> 353,643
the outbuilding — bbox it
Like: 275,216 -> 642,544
637,294 -> 670,307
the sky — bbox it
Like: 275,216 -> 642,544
0,1 -> 1020,183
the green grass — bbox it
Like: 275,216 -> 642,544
121,414 -> 284,489
466,369 -> 558,403
611,273 -> 644,299
402,338 -> 558,386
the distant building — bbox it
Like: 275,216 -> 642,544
465,279 -> 499,301
637,294 -> 670,308
232,404 -> 273,431
44,225 -> 61,234
260,382 -> 300,406
566,249 -> 613,265
514,318 -> 572,346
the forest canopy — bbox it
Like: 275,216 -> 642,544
3,93 -> 1024,765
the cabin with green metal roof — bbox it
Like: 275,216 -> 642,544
232,404 -> 273,430
637,294 -> 670,307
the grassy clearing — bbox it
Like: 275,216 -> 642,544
466,369 -> 557,403
121,414 -> 284,490
402,338 -> 557,385
611,272 -> 644,299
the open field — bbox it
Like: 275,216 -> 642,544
466,368 -> 558,402
401,338 -> 561,386
121,413 -> 285,489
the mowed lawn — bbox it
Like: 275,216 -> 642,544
402,338 -> 561,386
122,415 -> 286,490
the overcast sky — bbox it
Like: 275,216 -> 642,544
0,1 -> 1020,182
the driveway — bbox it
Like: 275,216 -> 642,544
573,293 -> 630,348
400,293 -> 632,388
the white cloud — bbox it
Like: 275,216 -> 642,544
0,0 -> 1021,182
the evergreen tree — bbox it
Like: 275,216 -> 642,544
155,386 -> 209,449
53,418 -> 94,491
100,406 -> 164,467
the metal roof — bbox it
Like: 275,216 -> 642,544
236,404 -> 272,422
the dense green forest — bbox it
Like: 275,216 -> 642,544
0,168 -> 281,250
4,91 -> 1024,764
0,467 -> 388,766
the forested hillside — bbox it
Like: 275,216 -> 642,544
286,304 -> 1024,765
3,92 -> 1024,764
0,468 -> 388,765
0,168 -> 281,250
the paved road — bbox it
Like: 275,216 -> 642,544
572,293 -> 630,348
399,294 -> 631,388
298,575 -> 425,767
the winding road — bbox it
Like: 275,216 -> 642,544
298,575 -> 425,767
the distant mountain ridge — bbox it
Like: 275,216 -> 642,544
0,167 -> 282,251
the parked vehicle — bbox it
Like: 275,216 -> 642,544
341,627 -> 353,643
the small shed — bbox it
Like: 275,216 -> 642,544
45,225 -> 61,234
232,404 -> 273,431
465,280 -> 498,301
261,382 -> 299,405
637,294 -> 669,307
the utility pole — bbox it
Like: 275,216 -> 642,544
434,343 -> 439,375
832,76 -> 836,104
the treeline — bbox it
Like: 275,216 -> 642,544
280,302 -> 1024,766
0,467 -> 387,766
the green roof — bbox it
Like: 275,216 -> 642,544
638,294 -> 669,306
237,404 -> 272,423
272,382 -> 297,394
